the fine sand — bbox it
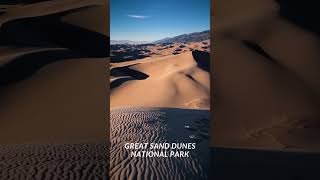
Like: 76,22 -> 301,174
110,37 -> 210,179
110,107 -> 209,180
213,0 -> 320,151
0,142 -> 108,180
0,0 -> 109,179
0,0 -> 108,144
110,43 -> 211,180
111,49 -> 210,109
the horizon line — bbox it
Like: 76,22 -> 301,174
110,29 -> 210,42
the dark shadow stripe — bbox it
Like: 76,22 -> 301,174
0,0 -> 52,5
242,40 -> 278,64
0,49 -> 83,86
110,65 -> 149,89
276,0 -> 320,35
110,65 -> 149,79
111,77 -> 134,89
0,7 -> 110,58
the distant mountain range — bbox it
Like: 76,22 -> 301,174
111,30 -> 210,45
110,40 -> 149,45
153,30 -> 210,44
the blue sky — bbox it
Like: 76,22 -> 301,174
110,0 -> 210,42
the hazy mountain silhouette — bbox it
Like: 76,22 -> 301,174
110,40 -> 149,45
153,30 -> 210,44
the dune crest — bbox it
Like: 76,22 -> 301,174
111,51 -> 210,109
0,0 -> 108,144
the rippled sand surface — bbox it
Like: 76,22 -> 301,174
110,107 -> 210,180
0,142 -> 108,180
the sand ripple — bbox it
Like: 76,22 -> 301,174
110,107 -> 209,180
0,142 -> 108,180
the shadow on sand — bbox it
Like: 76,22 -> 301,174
0,49 -> 83,86
192,50 -> 210,72
0,11 -> 109,57
110,65 -> 149,89
0,7 -> 109,86
110,44 -> 151,63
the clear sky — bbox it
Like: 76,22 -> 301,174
110,0 -> 210,42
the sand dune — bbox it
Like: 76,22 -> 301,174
0,2 -> 109,57
110,41 -> 211,179
111,41 -> 210,62
109,36 -> 211,178
111,50 -> 210,109
0,0 -> 105,26
213,0 -> 320,151
0,142 -> 108,180
0,0 -> 108,144
110,107 -> 209,180
0,0 -> 109,179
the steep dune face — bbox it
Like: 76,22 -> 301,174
111,51 -> 210,109
213,0 -> 320,151
0,0 -> 109,144
0,1 -> 109,58
110,107 -> 209,180
0,0 -> 105,26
